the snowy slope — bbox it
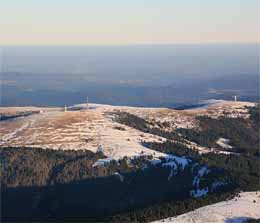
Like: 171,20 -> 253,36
0,108 -> 166,159
0,100 -> 255,158
152,191 -> 260,223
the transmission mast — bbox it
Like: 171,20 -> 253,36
86,96 -> 89,110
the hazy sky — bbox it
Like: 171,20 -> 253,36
0,0 -> 259,45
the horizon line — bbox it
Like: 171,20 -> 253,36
0,42 -> 259,47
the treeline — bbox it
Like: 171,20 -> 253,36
103,109 -> 260,222
0,147 -> 210,222
245,219 -> 260,223
0,147 -> 174,188
114,105 -> 260,156
0,111 -> 39,121
108,191 -> 238,223
177,105 -> 260,156
145,140 -> 260,191
0,147 -> 106,187
1,146 -> 236,222
113,111 -> 182,141
104,140 -> 259,222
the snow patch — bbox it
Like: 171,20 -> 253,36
216,138 -> 233,149
198,166 -> 210,177
92,158 -> 114,167
167,168 -> 177,181
162,161 -> 177,169
152,191 -> 260,223
114,172 -> 124,182
165,155 -> 189,169
150,158 -> 162,166
190,187 -> 209,198
211,181 -> 228,192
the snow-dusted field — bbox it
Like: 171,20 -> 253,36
152,191 -> 260,223
187,100 -> 255,119
0,100 -> 255,159
0,105 -> 167,160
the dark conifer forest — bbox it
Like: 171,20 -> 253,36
1,106 -> 259,222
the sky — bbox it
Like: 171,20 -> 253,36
0,0 -> 259,45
